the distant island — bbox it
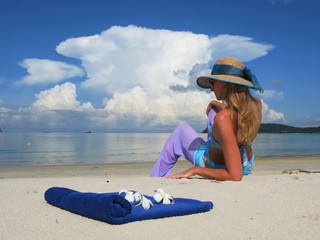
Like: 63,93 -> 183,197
258,123 -> 320,134
202,123 -> 320,134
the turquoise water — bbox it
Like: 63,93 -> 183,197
0,132 -> 319,167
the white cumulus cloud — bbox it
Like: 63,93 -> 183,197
210,34 -> 275,61
19,58 -> 84,85
3,83 -> 103,131
31,82 -> 92,111
105,87 -> 213,131
261,100 -> 286,123
56,25 -> 213,95
56,25 -> 274,96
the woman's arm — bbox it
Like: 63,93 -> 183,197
165,166 -> 242,181
167,110 -> 243,181
206,100 -> 227,115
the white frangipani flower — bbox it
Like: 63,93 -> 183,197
119,190 -> 153,210
133,193 -> 153,210
119,189 -> 136,203
137,195 -> 154,210
153,189 -> 174,204
133,192 -> 142,202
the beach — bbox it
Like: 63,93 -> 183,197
1,156 -> 320,240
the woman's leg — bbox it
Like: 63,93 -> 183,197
150,124 -> 205,177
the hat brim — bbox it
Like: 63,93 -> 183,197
197,75 -> 255,89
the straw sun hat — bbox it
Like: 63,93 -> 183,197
197,57 -> 263,93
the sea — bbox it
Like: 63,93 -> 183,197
0,132 -> 319,167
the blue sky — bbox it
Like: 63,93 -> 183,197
0,0 -> 319,132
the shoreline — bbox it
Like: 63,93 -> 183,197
0,156 -> 319,179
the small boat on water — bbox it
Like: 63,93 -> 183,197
0,128 -> 5,134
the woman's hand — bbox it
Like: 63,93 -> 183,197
165,167 -> 196,179
206,100 -> 227,115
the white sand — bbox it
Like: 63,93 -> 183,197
0,157 -> 320,240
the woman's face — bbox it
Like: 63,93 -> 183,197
211,79 -> 227,100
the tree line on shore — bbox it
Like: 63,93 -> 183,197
258,123 -> 320,133
202,123 -> 320,134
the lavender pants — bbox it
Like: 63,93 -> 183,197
150,109 -> 217,177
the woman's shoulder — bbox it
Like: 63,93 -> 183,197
213,108 -> 237,140
215,108 -> 233,124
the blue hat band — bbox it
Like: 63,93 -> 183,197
211,64 -> 264,93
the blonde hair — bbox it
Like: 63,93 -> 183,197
224,83 -> 261,146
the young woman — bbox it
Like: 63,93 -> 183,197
150,57 -> 263,181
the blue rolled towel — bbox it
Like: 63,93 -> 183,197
45,187 -> 214,224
